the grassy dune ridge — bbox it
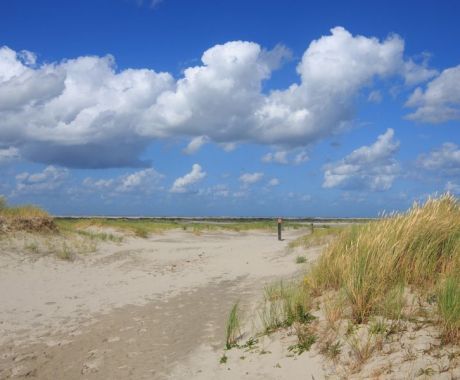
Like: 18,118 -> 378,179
0,196 -> 55,232
307,194 -> 460,342
55,218 -> 307,238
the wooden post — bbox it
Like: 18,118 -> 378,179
277,218 -> 282,241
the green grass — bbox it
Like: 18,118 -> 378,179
437,275 -> 460,343
296,255 -> 307,264
225,303 -> 241,349
259,281 -> 312,333
305,194 -> 460,342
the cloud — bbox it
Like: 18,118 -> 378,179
198,184 -> 230,198
170,164 -> 206,193
368,90 -> 382,103
239,172 -> 264,185
183,136 -> 209,155
0,27 -> 434,168
405,65 -> 460,123
446,181 -> 460,194
268,178 -> 280,186
261,151 -> 288,164
417,143 -> 460,176
83,168 -> 163,194
323,128 -> 400,191
262,149 -> 309,165
116,168 -> 163,192
220,142 -> 237,152
0,147 -> 20,165
15,165 -> 69,193
293,150 -> 309,164
402,57 -> 438,86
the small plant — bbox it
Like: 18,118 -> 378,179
226,303 -> 241,349
346,331 -> 377,371
259,281 -> 312,333
288,324 -> 317,355
56,243 -> 75,261
417,367 -> 435,376
296,256 -> 306,264
242,337 -> 258,349
320,340 -> 342,361
219,353 -> 227,364
25,241 -> 39,253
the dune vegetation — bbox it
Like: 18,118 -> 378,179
307,194 -> 460,343
0,196 -> 55,233
225,194 -> 460,377
55,217 -> 306,238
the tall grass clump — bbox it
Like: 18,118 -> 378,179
260,281 -> 312,333
308,194 -> 460,338
225,303 -> 241,349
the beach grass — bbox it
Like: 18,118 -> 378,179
306,194 -> 460,342
0,197 -> 50,219
225,303 -> 241,349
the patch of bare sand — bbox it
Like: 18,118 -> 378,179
0,229 -> 327,379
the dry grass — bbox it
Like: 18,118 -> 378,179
0,196 -> 55,233
307,194 -> 460,342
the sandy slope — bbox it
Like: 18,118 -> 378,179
0,229 -> 326,379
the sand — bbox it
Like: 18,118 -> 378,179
0,228 -> 327,379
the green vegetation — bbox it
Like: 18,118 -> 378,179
55,218 -> 179,238
259,281 -> 313,333
225,303 -> 241,349
295,255 -> 307,264
219,353 -> 227,364
437,275 -> 460,343
56,218 -> 307,238
306,194 -> 460,342
288,322 -> 317,355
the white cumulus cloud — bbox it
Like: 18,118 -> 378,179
170,164 -> 206,193
83,167 -> 163,194
323,128 -> 400,191
239,172 -> 264,185
417,143 -> 460,176
261,151 -> 288,164
0,27 -> 435,168
182,136 -> 209,155
405,65 -> 460,123
15,165 -> 69,193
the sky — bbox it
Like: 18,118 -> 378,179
0,0 -> 459,217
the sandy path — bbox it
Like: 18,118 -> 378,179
0,229 -> 326,379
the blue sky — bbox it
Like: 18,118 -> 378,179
0,0 -> 459,217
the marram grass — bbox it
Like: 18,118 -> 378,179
306,194 -> 460,342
